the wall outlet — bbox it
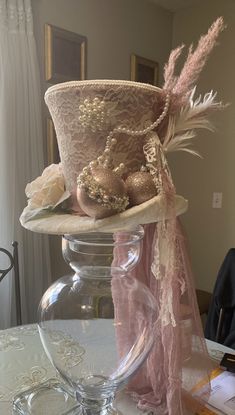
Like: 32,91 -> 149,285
212,192 -> 222,208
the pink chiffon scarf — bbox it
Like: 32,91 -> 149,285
112,219 -> 213,415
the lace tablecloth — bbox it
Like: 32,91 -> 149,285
0,324 -> 152,414
0,324 -> 233,415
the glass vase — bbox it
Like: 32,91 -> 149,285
37,227 -> 158,415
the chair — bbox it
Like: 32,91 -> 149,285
205,248 -> 235,349
196,289 -> 212,315
0,241 -> 22,325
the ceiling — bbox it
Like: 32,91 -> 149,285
149,0 -> 204,12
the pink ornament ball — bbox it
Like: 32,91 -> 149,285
125,171 -> 157,207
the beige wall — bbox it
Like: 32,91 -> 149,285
32,0 -> 173,91
32,1 -> 233,290
32,0 -> 173,280
170,0 -> 235,292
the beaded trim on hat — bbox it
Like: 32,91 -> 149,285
45,79 -> 163,97
77,168 -> 129,212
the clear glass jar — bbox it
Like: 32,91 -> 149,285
38,227 -> 158,415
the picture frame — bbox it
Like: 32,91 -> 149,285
46,118 -> 60,165
130,54 -> 159,86
45,24 -> 87,84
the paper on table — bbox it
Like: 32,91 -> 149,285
207,371 -> 235,415
194,370 -> 235,415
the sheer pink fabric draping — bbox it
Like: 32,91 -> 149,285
112,219 -> 213,414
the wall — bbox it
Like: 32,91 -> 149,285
170,0 -> 235,291
32,0 -> 173,280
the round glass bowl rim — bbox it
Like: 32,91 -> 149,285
63,225 -> 144,247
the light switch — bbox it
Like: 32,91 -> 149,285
212,192 -> 222,208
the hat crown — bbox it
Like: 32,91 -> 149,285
45,80 -> 163,193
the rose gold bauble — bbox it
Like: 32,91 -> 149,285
77,167 -> 127,219
125,171 -> 157,207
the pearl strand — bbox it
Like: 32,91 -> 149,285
100,92 -> 170,169
77,93 -> 170,210
112,93 -> 170,138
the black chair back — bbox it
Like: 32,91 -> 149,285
0,241 -> 22,325
205,248 -> 235,349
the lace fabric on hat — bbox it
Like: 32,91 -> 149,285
45,81 -> 167,210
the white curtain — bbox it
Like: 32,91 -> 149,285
0,0 -> 51,328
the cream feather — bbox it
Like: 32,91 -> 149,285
164,130 -> 201,157
163,88 -> 222,156
175,88 -> 219,132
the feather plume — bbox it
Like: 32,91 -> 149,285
162,17 -> 225,112
174,88 -> 221,133
162,89 -> 223,155
163,45 -> 184,91
173,17 -> 225,98
164,130 -> 201,157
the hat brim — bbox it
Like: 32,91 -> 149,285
20,194 -> 188,235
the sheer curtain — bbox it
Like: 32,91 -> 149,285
0,0 -> 51,328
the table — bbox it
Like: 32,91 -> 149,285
0,325 -> 234,415
205,338 -> 234,362
0,324 -> 154,415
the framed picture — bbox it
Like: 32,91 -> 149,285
45,24 -> 87,83
46,118 -> 60,164
130,54 -> 159,86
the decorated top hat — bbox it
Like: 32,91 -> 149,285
20,17 -> 225,235
20,79 -> 189,234
20,18 -> 223,234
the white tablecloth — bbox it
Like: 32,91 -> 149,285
0,324 -> 234,415
0,324 -> 152,415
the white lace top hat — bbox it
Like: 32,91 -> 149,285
20,18 -> 225,235
20,80 -> 187,234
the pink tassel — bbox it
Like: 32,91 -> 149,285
163,45 -> 185,91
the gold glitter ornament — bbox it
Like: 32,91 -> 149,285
125,171 -> 157,207
77,167 -> 128,219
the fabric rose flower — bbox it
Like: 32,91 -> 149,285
21,164 -> 70,222
25,163 -> 70,209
